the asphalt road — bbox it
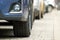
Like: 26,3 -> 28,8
0,9 -> 59,40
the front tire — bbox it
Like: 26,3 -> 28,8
13,14 -> 32,37
46,5 -> 53,13
41,11 -> 44,18
36,11 -> 43,19
35,10 -> 41,19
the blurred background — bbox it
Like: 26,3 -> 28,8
0,0 -> 60,40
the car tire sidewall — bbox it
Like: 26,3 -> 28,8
28,14 -> 32,32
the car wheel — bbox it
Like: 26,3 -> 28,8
41,12 -> 43,18
47,6 -> 53,12
36,11 -> 41,19
13,14 -> 32,37
36,11 -> 43,19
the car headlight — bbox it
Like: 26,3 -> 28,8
9,3 -> 22,13
13,4 -> 21,11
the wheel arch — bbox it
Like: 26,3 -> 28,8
48,4 -> 54,8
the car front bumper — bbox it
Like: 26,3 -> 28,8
0,13 -> 28,21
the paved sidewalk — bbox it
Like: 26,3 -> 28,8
54,10 -> 60,40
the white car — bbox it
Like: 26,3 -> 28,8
44,0 -> 56,12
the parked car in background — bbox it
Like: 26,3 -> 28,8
44,0 -> 56,13
33,0 -> 45,19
